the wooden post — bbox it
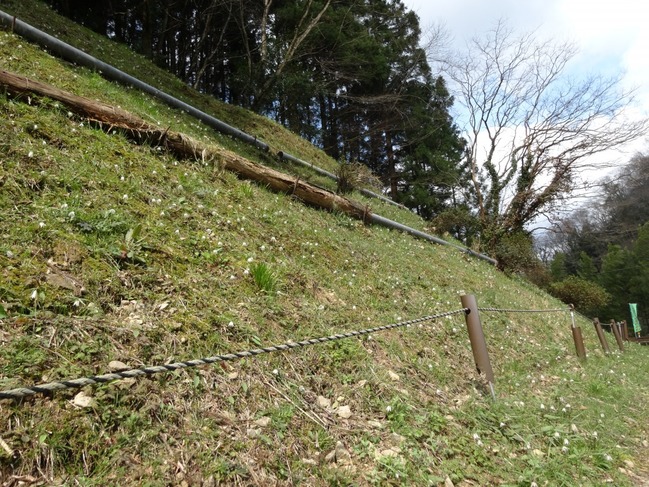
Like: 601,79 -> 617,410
570,305 -> 586,360
592,318 -> 611,354
621,320 -> 629,341
460,295 -> 495,399
610,319 -> 624,352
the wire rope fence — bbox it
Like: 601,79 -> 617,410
0,294 -> 633,404
0,309 -> 467,400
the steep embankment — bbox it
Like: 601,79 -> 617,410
1,2 -> 649,485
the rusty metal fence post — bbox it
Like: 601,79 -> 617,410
592,318 -> 611,354
460,295 -> 495,399
570,305 -> 586,360
610,319 -> 624,352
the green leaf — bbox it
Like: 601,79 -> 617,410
0,304 -> 7,318
125,223 -> 142,244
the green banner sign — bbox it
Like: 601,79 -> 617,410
630,303 -> 641,335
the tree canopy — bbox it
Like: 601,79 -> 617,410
45,0 -> 466,219
437,20 -> 647,257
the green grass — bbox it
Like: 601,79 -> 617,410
1,2 -> 649,485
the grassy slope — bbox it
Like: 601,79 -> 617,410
1,1 -> 649,485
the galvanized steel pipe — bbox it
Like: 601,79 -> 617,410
369,214 -> 497,265
278,151 -> 408,210
0,10 -> 269,152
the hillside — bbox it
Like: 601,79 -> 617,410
2,2 -> 649,485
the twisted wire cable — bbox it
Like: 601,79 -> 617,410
477,307 -> 569,313
0,308 -> 468,400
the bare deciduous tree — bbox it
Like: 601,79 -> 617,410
438,19 -> 648,249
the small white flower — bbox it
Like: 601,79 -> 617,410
68,211 -> 75,219
272,369 -> 279,375
38,222 -> 45,228
563,439 -> 569,446
386,405 -> 392,412
243,268 -> 250,275
604,454 -> 612,461
28,151 -> 34,158
561,446 -> 568,453
593,431 -> 598,438
30,289 -> 38,300
228,321 -> 234,328
122,194 -> 128,200
472,433 -> 480,441
540,404 -> 545,410
260,245 -> 266,251
247,257 -> 253,263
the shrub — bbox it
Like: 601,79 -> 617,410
549,275 -> 611,316
491,231 -> 538,274
335,162 -> 382,194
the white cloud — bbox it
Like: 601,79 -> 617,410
404,0 -> 649,161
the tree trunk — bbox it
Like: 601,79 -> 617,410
386,131 -> 398,199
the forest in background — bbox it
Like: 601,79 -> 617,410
46,0 -> 466,222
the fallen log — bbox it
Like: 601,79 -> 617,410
0,68 -> 497,265
0,69 -> 369,220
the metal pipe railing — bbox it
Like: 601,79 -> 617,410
0,10 -> 270,152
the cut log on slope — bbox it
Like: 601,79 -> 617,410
0,69 -> 369,220
0,69 -> 497,265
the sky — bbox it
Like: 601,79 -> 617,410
403,0 -> 649,164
